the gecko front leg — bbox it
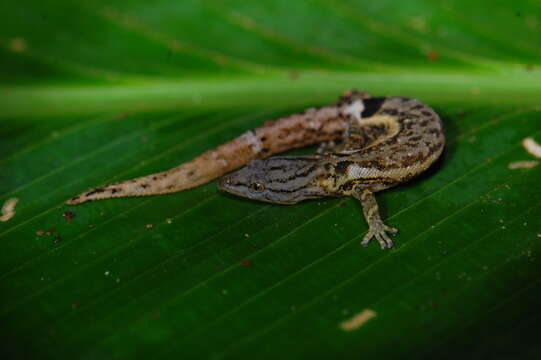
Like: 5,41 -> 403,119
353,188 -> 398,249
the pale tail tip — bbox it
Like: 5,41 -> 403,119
66,197 -> 84,205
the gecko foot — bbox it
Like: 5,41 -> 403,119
361,221 -> 398,249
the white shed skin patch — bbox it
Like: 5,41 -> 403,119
240,130 -> 263,154
522,137 -> 541,158
340,309 -> 377,331
343,99 -> 365,122
345,146 -> 442,181
0,197 -> 19,222
347,163 -> 366,179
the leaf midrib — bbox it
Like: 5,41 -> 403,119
2,70 -> 541,118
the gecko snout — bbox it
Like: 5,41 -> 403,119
218,173 -> 243,192
218,176 -> 233,189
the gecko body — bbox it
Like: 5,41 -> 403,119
68,90 -> 445,249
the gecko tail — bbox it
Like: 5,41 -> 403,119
66,162 -> 203,205
66,103 -> 347,206
66,131 -> 258,205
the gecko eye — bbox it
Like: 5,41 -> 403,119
250,183 -> 265,192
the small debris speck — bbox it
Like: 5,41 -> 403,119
537,234 -> 541,238
71,302 -> 80,309
46,227 -> 57,236
146,224 -> 153,229
522,137 -> 541,158
243,233 -> 250,238
166,218 -> 172,224
240,260 -> 253,267
8,37 -> 27,52
0,197 -> 19,222
104,271 -> 110,276
116,278 -> 120,283
53,235 -> 62,244
340,309 -> 377,331
288,70 -> 300,80
36,230 -> 45,236
63,211 -> 76,222
508,160 -> 538,169
427,50 -> 439,62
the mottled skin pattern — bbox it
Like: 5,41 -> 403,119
219,91 -> 445,248
68,90 -> 445,249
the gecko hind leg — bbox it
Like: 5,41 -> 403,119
317,140 -> 342,154
353,188 -> 398,249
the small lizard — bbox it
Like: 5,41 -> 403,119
67,90 -> 445,249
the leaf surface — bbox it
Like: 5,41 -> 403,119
1,1 -> 541,359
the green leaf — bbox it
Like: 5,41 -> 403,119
1,1 -> 540,359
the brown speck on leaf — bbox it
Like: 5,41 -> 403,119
46,227 -> 56,236
71,302 -> 80,310
152,311 -> 160,319
8,37 -> 27,52
288,70 -> 300,80
146,224 -> 153,230
63,211 -> 76,222
526,64 -> 534,71
240,260 -> 253,267
53,235 -> 62,244
427,50 -> 439,62
36,230 -> 45,236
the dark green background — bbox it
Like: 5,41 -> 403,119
1,0 -> 540,359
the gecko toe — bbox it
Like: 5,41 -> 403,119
361,233 -> 372,247
375,233 -> 387,249
385,225 -> 399,235
361,221 -> 397,249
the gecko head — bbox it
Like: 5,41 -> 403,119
218,157 -> 326,205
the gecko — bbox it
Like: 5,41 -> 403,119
67,90 -> 445,249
